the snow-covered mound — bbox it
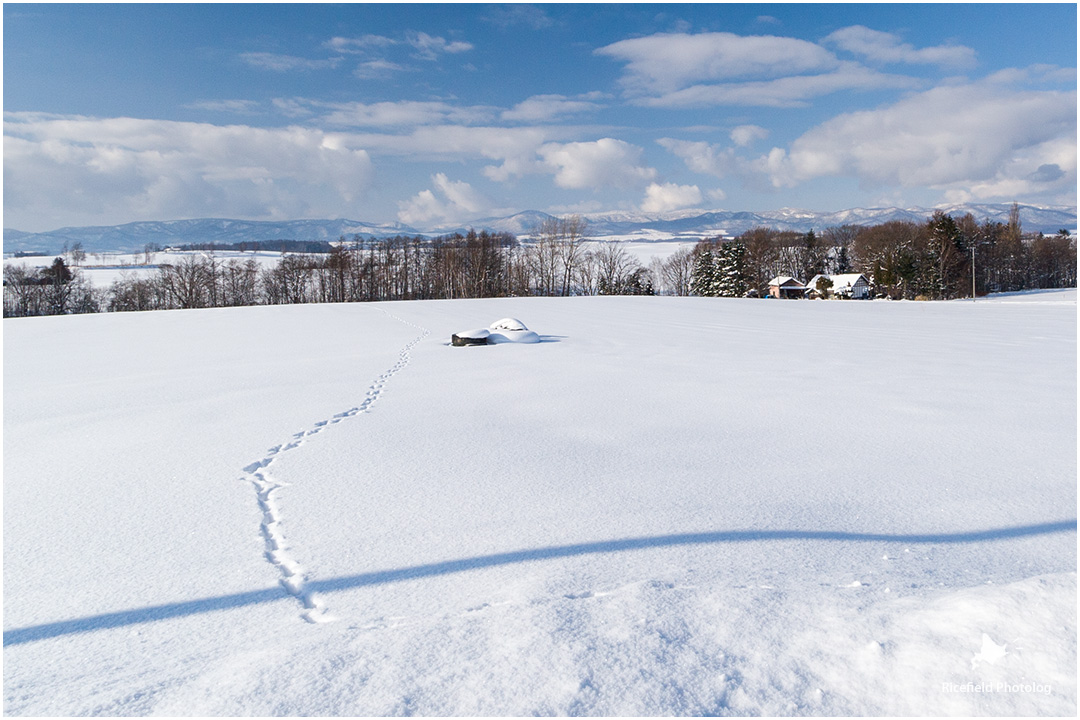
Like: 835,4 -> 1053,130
451,317 -> 541,345
4,295 -> 1075,715
487,316 -> 540,344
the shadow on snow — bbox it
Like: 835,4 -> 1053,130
5,519 -> 1075,647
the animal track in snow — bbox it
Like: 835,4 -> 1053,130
239,310 -> 430,624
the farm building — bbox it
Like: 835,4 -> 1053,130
806,273 -> 871,299
767,276 -> 807,299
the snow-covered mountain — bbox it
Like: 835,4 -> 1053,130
2,218 -> 422,255
5,203 -> 1075,254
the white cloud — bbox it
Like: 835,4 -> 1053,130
823,26 -> 976,68
325,35 -> 398,53
758,81 -> 1077,202
596,31 -> 927,108
481,4 -> 554,30
596,31 -> 838,94
335,125 -> 556,182
184,99 -> 261,114
397,173 -> 493,226
407,32 -> 473,60
537,138 -> 657,189
730,124 -> 769,147
353,59 -> 409,79
640,182 -> 703,213
431,173 -> 487,213
985,64 -> 1077,86
239,52 -> 341,72
315,100 -> 494,128
657,138 -> 739,178
501,94 -> 603,122
641,62 -> 918,108
272,98 -> 315,118
4,114 -> 375,230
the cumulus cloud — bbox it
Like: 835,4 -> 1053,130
596,31 -> 838,94
397,173 -> 493,226
758,81 -> 1076,202
640,182 -> 703,213
239,52 -> 341,72
407,32 -> 473,60
537,138 -> 657,189
1030,163 -> 1066,183
501,94 -> 604,122
4,114 -> 375,230
823,25 -> 976,67
730,124 -> 769,147
657,138 -> 739,178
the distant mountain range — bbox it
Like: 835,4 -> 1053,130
5,203 -> 1075,254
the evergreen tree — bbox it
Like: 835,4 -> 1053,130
802,228 -> 827,280
715,241 -> 748,297
690,247 -> 717,296
925,211 -> 965,299
835,245 -> 851,274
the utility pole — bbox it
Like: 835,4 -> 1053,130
971,244 -> 976,301
970,237 -> 990,301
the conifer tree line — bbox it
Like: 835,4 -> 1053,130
4,207 -> 1075,317
689,206 -> 1076,300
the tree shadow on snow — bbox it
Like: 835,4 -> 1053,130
5,519 -> 1075,647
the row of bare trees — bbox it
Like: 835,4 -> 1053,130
6,219 -> 692,317
2,258 -> 98,317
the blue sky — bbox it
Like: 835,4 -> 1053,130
4,3 -> 1076,232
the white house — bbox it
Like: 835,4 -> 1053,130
805,273 -> 870,299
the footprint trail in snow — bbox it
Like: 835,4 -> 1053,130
239,311 -> 429,624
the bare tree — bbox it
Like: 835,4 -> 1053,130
528,219 -> 562,296
557,216 -> 588,296
158,254 -> 216,309
69,242 -> 86,267
659,247 -> 695,295
594,241 -> 639,294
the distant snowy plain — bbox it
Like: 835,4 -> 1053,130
4,291 -> 1076,715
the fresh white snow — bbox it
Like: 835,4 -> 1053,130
4,291 -> 1076,715
486,317 -> 540,344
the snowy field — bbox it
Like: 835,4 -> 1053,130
4,291 -> 1076,715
